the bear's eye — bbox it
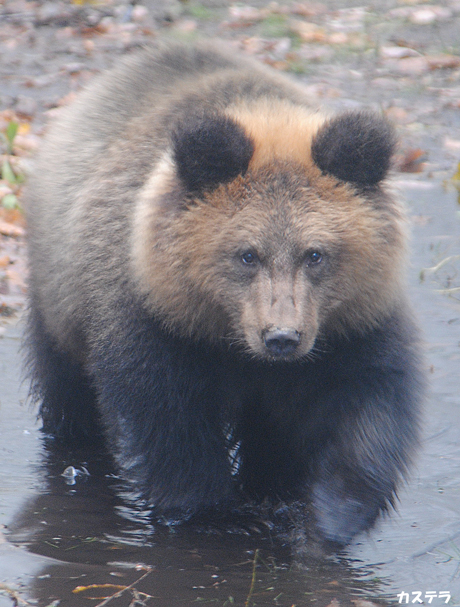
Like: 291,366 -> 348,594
241,251 -> 258,265
306,250 -> 323,267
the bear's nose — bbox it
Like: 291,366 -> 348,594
263,328 -> 301,357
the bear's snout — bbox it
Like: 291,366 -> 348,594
263,327 -> 301,358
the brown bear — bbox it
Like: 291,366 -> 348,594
25,41 -> 424,546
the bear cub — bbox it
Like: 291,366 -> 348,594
25,41 -> 424,546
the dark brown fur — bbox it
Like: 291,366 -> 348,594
25,41 -> 424,546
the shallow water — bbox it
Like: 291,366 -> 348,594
0,177 -> 459,606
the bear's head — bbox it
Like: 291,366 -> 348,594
132,101 -> 406,361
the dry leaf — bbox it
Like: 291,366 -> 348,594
396,148 -> 427,173
0,220 -> 25,238
290,21 -> 327,42
73,583 -> 126,598
427,54 -> 460,70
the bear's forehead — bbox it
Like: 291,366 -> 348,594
195,183 -> 381,256
201,164 -> 373,235
224,99 -> 327,170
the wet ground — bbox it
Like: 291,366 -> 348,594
1,0 -> 460,605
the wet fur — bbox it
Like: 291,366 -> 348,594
25,41 -> 424,545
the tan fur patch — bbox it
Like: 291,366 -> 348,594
225,99 -> 327,170
132,152 -> 184,301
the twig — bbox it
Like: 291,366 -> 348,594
244,549 -> 260,607
410,530 -> 460,560
93,568 -> 154,607
0,583 -> 33,607
420,255 -> 460,280
435,287 -> 460,294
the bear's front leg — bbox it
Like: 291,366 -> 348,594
88,305 -> 235,519
310,424 -> 401,546
309,314 -> 424,545
311,379 -> 421,545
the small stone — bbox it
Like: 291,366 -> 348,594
131,5 -> 149,22
63,62 -> 85,74
380,46 -> 420,59
328,32 -> 348,44
371,77 -> 401,89
396,56 -> 429,75
444,137 -> 460,151
15,133 -> 41,151
36,1 -> 62,23
0,184 -> 13,198
83,39 -> 95,54
409,6 -> 452,24
410,8 -> 437,24
229,5 -> 266,22
298,44 -> 334,61
173,19 -> 197,33
14,95 -> 37,118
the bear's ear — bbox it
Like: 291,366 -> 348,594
311,111 -> 396,186
171,114 -> 254,194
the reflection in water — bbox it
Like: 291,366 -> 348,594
6,439 -> 392,607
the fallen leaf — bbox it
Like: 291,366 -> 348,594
328,32 -> 348,44
228,5 -> 267,22
0,220 -> 25,238
411,215 -> 433,225
5,269 -> 27,292
427,54 -> 460,70
290,2 -> 326,17
73,583 -> 126,598
452,161 -> 460,182
0,208 -> 24,226
290,21 -> 327,42
396,148 -> 427,173
385,106 -> 409,123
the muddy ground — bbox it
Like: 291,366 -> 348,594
0,1 -> 460,606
